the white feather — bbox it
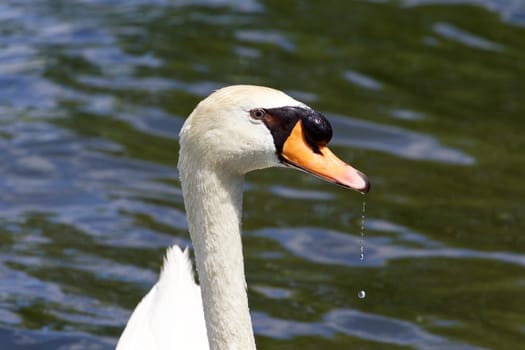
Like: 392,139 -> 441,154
116,246 -> 208,349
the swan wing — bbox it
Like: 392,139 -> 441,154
116,245 -> 209,350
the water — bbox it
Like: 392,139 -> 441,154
359,200 -> 366,299
1,1 -> 525,349
359,200 -> 366,262
358,290 -> 366,299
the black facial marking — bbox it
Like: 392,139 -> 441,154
254,106 -> 333,155
257,106 -> 299,153
301,109 -> 332,147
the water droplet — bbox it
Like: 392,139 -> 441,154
358,201 -> 367,299
359,200 -> 366,262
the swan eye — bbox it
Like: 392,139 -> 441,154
250,108 -> 266,120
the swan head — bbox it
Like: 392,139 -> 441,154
179,85 -> 370,194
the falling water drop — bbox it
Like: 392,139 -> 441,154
358,200 -> 367,299
359,200 -> 366,261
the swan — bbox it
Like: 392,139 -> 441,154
116,85 -> 370,350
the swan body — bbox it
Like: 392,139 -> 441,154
117,85 -> 369,350
116,247 -> 207,350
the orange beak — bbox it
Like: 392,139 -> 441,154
281,121 -> 370,194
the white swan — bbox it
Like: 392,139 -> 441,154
116,85 -> 369,350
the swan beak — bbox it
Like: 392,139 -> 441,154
281,121 -> 370,194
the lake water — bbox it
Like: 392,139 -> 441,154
1,1 -> 524,349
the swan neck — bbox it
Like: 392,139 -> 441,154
180,162 -> 256,350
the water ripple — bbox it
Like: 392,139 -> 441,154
252,223 -> 525,267
433,22 -> 504,51
235,30 -> 296,52
344,70 -> 384,91
253,309 -> 486,349
325,309 -> 487,350
329,114 -> 476,165
0,326 -> 112,350
403,0 -> 525,27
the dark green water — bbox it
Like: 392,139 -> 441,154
1,0 -> 524,349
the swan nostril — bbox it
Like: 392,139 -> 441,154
301,111 -> 333,147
